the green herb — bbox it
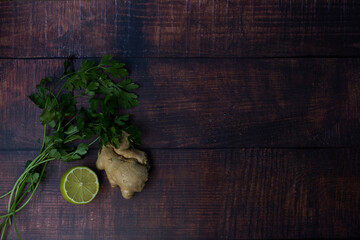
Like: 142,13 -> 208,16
0,55 -> 141,239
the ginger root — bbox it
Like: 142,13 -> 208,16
96,133 -> 149,199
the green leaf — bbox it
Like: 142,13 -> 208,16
80,60 -> 95,70
44,136 -> 52,144
66,134 -> 82,142
49,149 -> 58,158
112,135 -> 120,149
63,57 -> 72,74
110,126 -> 116,135
104,67 -> 128,79
84,89 -> 95,97
100,55 -> 113,65
117,91 -> 138,109
28,93 -> 46,109
89,98 -> 98,111
26,172 -> 39,184
75,143 -> 88,155
114,114 -> 129,126
61,152 -> 82,162
118,79 -> 139,91
101,132 -> 109,146
70,154 -> 82,161
87,81 -> 99,91
40,77 -> 53,85
49,148 -> 61,159
125,125 -> 141,146
64,125 -> 78,135
32,173 -> 39,183
48,120 -> 56,128
39,108 -> 56,124
58,93 -> 77,117
25,160 -> 32,169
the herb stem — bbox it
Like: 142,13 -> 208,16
39,124 -> 47,154
89,137 -> 100,147
12,216 -> 21,240
6,145 -> 53,213
63,116 -> 76,128
13,162 -> 48,214
0,218 -> 8,240
0,192 -> 11,200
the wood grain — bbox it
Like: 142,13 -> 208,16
1,0 -> 360,58
1,0 -> 360,239
0,148 -> 359,239
1,58 -> 360,149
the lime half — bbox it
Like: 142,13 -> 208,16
60,166 -> 99,204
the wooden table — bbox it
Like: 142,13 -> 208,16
0,1 -> 359,239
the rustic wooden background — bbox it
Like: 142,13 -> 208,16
1,0 -> 360,239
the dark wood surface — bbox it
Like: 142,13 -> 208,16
0,149 -> 359,239
1,0 -> 360,58
0,0 -> 359,239
1,58 -> 360,150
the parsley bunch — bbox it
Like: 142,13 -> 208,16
0,55 -> 141,239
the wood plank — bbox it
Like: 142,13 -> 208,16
0,148 -> 359,239
1,58 -> 360,149
1,0 -> 360,58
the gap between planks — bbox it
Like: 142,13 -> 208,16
1,56 -> 360,60
0,146 -> 356,153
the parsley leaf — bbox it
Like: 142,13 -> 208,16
29,55 -> 142,162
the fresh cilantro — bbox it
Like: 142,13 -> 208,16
0,55 -> 142,239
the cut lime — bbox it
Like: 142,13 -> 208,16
60,166 -> 99,204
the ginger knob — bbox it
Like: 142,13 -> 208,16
96,134 -> 149,199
